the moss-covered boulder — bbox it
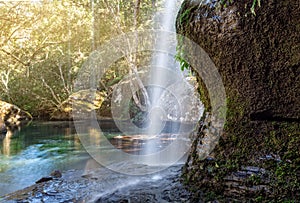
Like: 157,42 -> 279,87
0,100 -> 32,133
177,0 -> 299,201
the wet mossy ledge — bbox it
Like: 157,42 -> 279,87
176,0 -> 299,201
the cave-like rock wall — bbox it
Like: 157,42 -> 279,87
177,0 -> 299,121
176,0 -> 299,201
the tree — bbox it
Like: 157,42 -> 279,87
0,0 -> 159,118
0,1 -> 93,116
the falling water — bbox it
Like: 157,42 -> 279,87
142,0 -> 190,162
77,0 -> 202,172
148,0 -> 182,104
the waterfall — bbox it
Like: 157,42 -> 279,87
72,0 -> 203,175
141,0 -> 189,163
148,0 -> 182,104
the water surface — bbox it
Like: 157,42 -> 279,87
0,121 -> 91,196
0,120 -> 183,196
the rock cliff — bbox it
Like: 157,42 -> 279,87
176,0 -> 299,201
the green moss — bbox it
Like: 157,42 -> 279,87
196,76 -> 211,111
185,104 -> 299,201
250,0 -> 261,15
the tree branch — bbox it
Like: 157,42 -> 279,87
41,77 -> 62,107
0,49 -> 29,66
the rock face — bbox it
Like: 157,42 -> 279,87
177,0 -> 299,201
0,100 -> 32,133
177,0 -> 299,120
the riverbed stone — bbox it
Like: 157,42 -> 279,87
3,165 -> 193,203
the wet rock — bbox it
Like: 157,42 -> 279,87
3,165 -> 193,203
50,170 -> 62,178
97,175 -> 192,203
36,176 -> 53,184
35,170 -> 62,184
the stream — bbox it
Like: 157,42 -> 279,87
0,121 -> 89,196
0,121 -> 192,202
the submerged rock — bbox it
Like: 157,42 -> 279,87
50,170 -> 62,178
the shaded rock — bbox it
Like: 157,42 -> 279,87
177,0 -> 299,121
0,119 -> 7,134
223,166 -> 270,197
36,176 -> 53,184
177,0 -> 300,201
35,170 -> 62,184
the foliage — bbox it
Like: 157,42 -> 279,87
175,36 -> 190,71
178,4 -> 193,26
175,53 -> 189,71
0,0 -> 159,118
0,1 -> 92,116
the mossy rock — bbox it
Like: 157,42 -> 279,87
177,0 -> 300,201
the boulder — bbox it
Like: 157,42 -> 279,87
0,100 -> 32,133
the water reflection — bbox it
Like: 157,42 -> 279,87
0,120 -> 189,196
0,120 -> 152,196
0,122 -> 91,196
89,128 -> 101,146
2,132 -> 12,156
